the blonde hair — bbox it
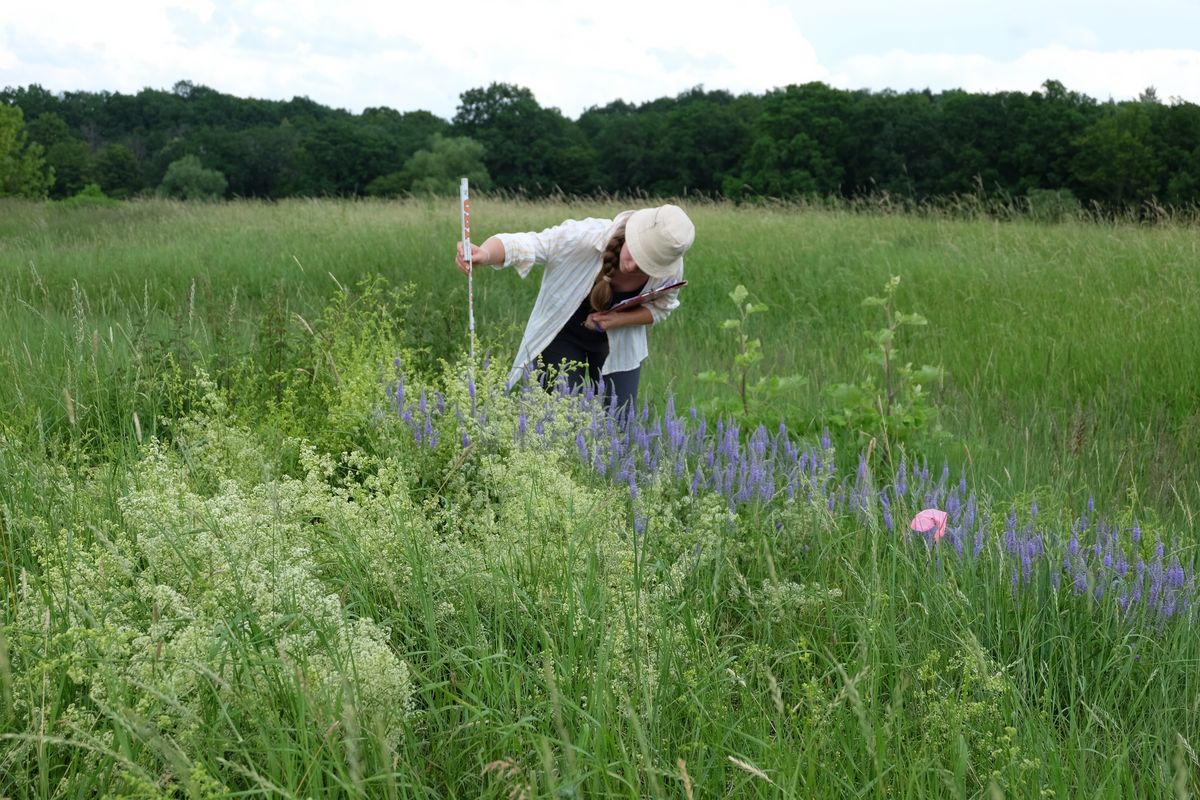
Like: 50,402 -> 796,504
589,232 -> 624,312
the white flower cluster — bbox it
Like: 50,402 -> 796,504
8,395 -> 417,767
755,580 -> 845,624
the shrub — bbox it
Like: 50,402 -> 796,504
1026,188 -> 1081,223
59,182 -> 120,208
158,154 -> 227,200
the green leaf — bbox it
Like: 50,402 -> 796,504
753,374 -> 806,393
861,296 -> 886,307
912,365 -> 945,385
697,370 -> 726,384
721,319 -> 741,330
826,383 -> 867,405
897,312 -> 928,326
747,302 -> 768,314
735,351 -> 764,367
730,285 -> 749,306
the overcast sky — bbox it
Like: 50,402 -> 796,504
3,1 -> 1198,119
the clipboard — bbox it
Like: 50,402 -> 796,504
608,280 -> 687,313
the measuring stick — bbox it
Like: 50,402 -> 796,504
460,178 -> 476,363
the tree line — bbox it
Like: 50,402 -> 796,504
2,79 -> 1198,213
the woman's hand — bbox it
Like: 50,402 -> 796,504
585,307 -> 653,332
584,311 -> 618,331
455,241 -> 485,275
456,238 -> 504,275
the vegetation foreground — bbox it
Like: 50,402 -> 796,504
1,198 -> 1199,798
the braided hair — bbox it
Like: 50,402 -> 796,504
589,233 -> 625,312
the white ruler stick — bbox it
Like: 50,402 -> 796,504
460,178 -> 476,363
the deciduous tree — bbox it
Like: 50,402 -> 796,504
159,154 -> 226,200
0,104 -> 53,198
367,134 -> 490,197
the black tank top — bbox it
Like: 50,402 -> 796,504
556,286 -> 643,354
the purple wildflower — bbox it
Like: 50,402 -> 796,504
1073,566 -> 1088,595
1168,559 -> 1186,589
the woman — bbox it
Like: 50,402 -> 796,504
455,204 -> 695,412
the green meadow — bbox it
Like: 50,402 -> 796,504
1,197 -> 1198,798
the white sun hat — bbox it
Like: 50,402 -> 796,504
624,204 -> 696,278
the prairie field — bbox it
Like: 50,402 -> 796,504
1,197 -> 1198,798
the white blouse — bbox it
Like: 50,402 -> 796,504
492,211 -> 683,389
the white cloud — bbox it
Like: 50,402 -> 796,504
309,0 -> 828,115
2,1 -> 1197,118
834,46 -> 1200,103
1,0 -> 825,117
0,26 -> 14,71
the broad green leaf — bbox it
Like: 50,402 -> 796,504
827,383 -> 866,405
730,285 -> 749,305
897,312 -> 928,326
756,374 -> 806,392
912,365 -> 945,385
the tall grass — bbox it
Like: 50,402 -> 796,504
2,197 -> 1196,519
1,197 -> 1198,797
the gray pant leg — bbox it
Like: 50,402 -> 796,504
601,366 -> 641,414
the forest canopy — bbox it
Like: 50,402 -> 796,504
2,79 -> 1198,212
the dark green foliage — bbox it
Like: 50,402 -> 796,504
453,82 -> 598,194
158,154 -> 227,200
43,138 -> 92,198
367,134 -> 491,197
2,77 -> 1198,210
93,143 -> 141,198
1072,103 -> 1165,208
